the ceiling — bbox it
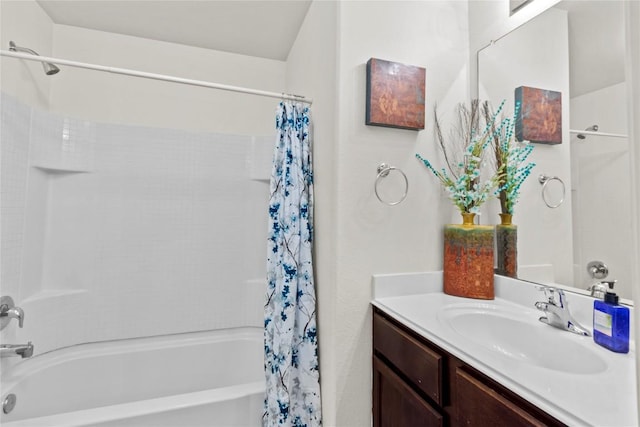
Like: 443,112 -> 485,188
36,0 -> 312,61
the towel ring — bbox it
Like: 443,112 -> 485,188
375,163 -> 408,206
538,174 -> 565,208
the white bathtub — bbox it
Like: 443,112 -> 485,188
0,328 -> 264,426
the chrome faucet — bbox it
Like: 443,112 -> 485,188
0,342 -> 34,358
0,296 -> 25,329
0,305 -> 24,328
534,287 -> 591,336
0,296 -> 34,359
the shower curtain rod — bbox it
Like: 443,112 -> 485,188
0,50 -> 312,105
569,129 -> 628,139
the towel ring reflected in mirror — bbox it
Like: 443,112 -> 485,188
375,163 -> 408,206
538,174 -> 565,209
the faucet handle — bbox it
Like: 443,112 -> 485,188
0,296 -> 24,330
555,288 -> 567,307
588,280 -> 615,298
536,285 -> 551,294
536,286 -> 565,306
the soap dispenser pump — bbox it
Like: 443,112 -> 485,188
593,281 -> 629,353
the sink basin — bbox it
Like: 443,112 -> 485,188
438,303 -> 607,374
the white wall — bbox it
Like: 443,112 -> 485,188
571,83 -> 632,298
286,1 -> 470,424
285,1 -> 339,422
336,1 -> 470,423
50,24 -> 285,135
0,0 -> 54,109
477,8 -> 574,284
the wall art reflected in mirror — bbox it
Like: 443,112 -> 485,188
478,0 -> 633,300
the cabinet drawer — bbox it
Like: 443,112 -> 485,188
455,367 -> 547,427
373,312 -> 443,405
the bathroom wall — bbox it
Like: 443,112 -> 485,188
288,1 -> 470,425
570,82 -> 632,298
49,24 -> 286,135
285,1 -> 340,421
477,8 -> 573,284
0,0 -> 54,109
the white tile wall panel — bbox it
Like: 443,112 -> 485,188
2,93 -> 273,354
30,107 -> 95,172
0,94 -> 31,299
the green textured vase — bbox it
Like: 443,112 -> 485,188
496,214 -> 517,278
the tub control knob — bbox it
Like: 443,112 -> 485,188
3,394 -> 17,414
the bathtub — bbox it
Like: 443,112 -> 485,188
0,327 -> 264,426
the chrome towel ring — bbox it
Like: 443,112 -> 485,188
375,163 -> 408,206
538,174 -> 565,208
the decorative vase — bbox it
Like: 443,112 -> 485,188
495,213 -> 518,278
443,213 -> 495,299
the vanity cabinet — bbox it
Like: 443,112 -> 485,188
373,308 -> 566,427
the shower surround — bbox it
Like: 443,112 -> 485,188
1,92 -> 271,355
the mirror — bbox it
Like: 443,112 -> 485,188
478,1 -> 633,300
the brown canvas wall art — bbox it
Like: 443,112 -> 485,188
366,58 -> 426,130
515,86 -> 562,144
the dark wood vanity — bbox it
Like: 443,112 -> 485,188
373,307 -> 566,427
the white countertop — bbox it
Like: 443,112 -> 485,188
371,272 -> 638,427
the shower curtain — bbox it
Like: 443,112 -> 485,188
264,102 -> 321,427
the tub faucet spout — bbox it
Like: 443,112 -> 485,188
0,305 -> 24,328
0,342 -> 34,358
534,287 -> 590,336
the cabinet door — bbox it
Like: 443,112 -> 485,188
455,368 -> 547,427
374,312 -> 443,404
373,356 -> 443,427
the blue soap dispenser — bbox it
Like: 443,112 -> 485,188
593,281 -> 629,353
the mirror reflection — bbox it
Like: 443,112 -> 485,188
510,0 -> 534,15
478,0 -> 633,300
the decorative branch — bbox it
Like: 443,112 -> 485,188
483,101 -> 535,215
416,99 -> 506,215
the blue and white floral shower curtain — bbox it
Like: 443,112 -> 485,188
264,102 -> 321,427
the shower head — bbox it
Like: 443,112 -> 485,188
577,125 -> 599,140
9,41 -> 60,75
